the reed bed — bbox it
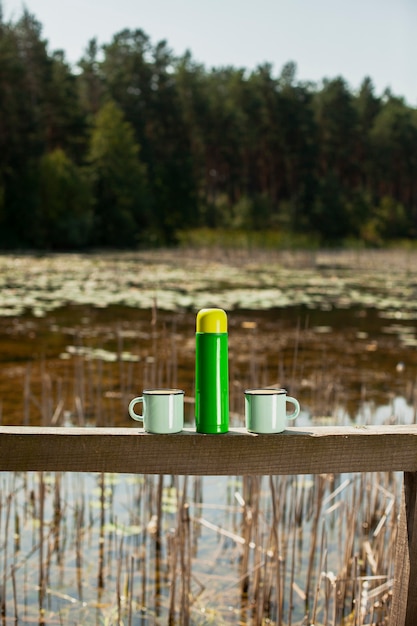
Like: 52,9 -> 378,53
10,308 -> 417,431
2,260 -> 416,624
0,467 -> 399,624
0,322 -> 406,625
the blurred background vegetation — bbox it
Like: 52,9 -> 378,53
1,10 -> 416,250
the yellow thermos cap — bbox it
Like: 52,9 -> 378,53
196,308 -> 227,333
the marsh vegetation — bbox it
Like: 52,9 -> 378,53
1,248 -> 417,624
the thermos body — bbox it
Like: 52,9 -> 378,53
195,309 -> 229,433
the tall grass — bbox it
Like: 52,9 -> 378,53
1,302 -> 412,624
0,463 -> 399,623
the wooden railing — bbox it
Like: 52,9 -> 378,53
1,423 -> 417,625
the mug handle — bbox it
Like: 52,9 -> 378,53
286,396 -> 300,420
128,397 -> 144,422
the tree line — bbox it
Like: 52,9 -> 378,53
1,9 -> 416,249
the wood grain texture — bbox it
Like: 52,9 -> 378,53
1,425 -> 417,475
391,472 -> 417,626
391,480 -> 410,626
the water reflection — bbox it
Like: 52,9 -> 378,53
1,249 -> 415,622
297,395 -> 416,427
0,304 -> 416,426
0,459 -> 400,624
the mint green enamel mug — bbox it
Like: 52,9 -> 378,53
245,388 -> 300,434
128,389 -> 184,433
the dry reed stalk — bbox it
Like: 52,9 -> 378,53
95,357 -> 104,426
1,492 -> 12,620
44,521 -> 53,609
97,473 -> 105,590
142,359 -> 151,394
305,475 -> 326,611
322,558 -> 334,626
192,516 -> 248,555
179,484 -> 191,625
290,317 -> 301,395
153,530 -> 163,617
84,354 -> 94,424
269,476 -> 283,626
150,299 -> 158,388
75,498 -> 84,601
38,472 -> 46,625
137,477 -> 152,613
116,326 -> 126,402
352,554 -> 360,626
122,359 -> 135,415
240,477 -> 254,598
269,483 -> 286,596
295,477 -> 306,529
52,473 -> 62,563
116,533 -> 124,625
50,398 -> 64,426
259,543 -> 274,622
338,510 -> 357,618
166,530 -> 175,623
72,341 -> 86,426
40,362 -> 51,426
386,494 -> 399,579
362,540 -> 377,577
192,477 -> 203,555
250,477 -> 262,608
369,473 -> 381,531
372,528 -> 386,577
140,534 -> 147,614
10,564 -> 18,623
9,489 -> 19,564
311,521 -> 327,625
288,518 -> 299,626
23,364 -> 31,425
160,323 -> 171,387
413,378 -> 417,424
322,477 -> 351,511
171,320 -> 179,390
128,554 -> 134,626
155,475 -> 164,553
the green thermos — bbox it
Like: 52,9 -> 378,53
195,308 -> 229,433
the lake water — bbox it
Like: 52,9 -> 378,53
1,302 -> 416,428
0,249 -> 416,623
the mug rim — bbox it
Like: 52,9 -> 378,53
143,388 -> 184,395
245,388 -> 287,395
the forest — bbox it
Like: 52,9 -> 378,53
0,10 -> 416,249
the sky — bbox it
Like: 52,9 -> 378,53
3,0 -> 417,105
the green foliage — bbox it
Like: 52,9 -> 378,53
0,9 -> 417,249
361,196 -> 409,246
88,100 -> 150,246
177,228 -> 321,250
37,149 -> 93,248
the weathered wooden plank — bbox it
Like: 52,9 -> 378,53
1,425 -> 417,475
391,472 -> 417,626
